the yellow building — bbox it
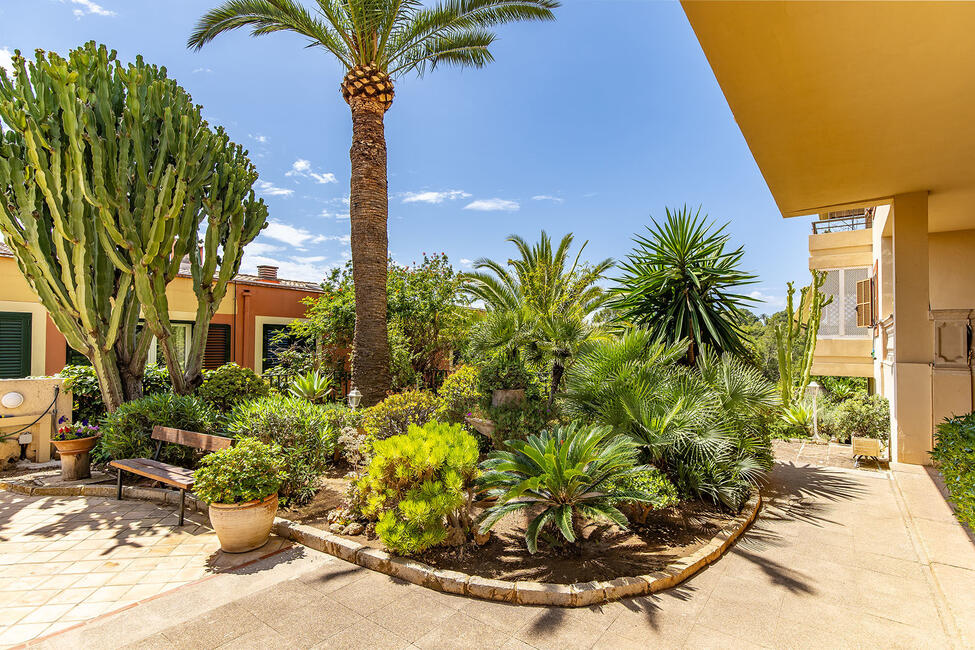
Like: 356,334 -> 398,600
683,1 -> 975,464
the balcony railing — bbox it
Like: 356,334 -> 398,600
811,212 -> 873,234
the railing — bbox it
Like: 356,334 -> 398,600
811,212 -> 873,234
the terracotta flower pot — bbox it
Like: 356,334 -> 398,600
52,435 -> 100,481
208,493 -> 278,553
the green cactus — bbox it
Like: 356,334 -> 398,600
0,42 -> 266,408
774,270 -> 833,408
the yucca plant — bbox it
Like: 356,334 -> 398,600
289,370 -> 334,404
612,206 -> 757,362
478,422 -> 654,553
189,0 -> 559,406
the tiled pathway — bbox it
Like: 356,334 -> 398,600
15,458 -> 973,649
0,493 -> 289,646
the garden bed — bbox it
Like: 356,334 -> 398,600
280,472 -> 737,584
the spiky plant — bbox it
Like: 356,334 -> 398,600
563,331 -> 776,509
612,206 -> 757,362
289,370 -> 334,404
189,0 -> 559,406
478,422 -> 654,553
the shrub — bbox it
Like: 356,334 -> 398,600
361,390 -> 438,440
825,394 -> 890,443
289,370 -> 334,404
227,395 -> 337,505
337,426 -> 371,468
435,365 -> 480,424
485,400 -> 550,448
931,413 -> 975,531
197,363 -> 269,412
193,438 -> 285,505
95,394 -> 220,467
606,467 -> 680,524
57,364 -> 171,424
355,421 -> 479,554
478,422 -> 656,553
477,354 -> 533,395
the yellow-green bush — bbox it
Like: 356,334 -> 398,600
435,365 -> 480,424
355,421 -> 479,554
361,389 -> 438,440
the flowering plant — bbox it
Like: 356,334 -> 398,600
53,417 -> 100,441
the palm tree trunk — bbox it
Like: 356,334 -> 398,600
348,97 -> 392,406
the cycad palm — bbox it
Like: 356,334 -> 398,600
189,0 -> 559,405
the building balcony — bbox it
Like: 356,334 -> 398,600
811,209 -> 873,234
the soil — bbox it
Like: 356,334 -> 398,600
281,471 -> 736,584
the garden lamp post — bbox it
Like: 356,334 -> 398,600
807,381 -> 821,440
347,387 -> 362,411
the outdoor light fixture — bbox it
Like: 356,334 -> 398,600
806,381 -> 821,440
347,387 -> 362,410
1,392 -> 24,409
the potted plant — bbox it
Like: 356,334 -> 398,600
193,438 -> 285,553
52,418 -> 101,481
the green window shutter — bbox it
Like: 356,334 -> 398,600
65,344 -> 90,366
262,324 -> 289,372
0,312 -> 32,378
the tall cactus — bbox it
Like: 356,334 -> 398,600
0,42 -> 266,408
774,270 -> 833,408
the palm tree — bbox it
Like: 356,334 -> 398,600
611,206 -> 757,363
464,231 -> 612,403
188,0 -> 559,406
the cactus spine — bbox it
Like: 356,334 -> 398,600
0,42 -> 266,408
774,270 -> 833,408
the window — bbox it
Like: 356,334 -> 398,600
261,324 -> 292,372
0,312 -> 31,378
147,323 -> 193,366
65,322 -> 231,370
818,268 -> 872,338
203,324 -> 231,370
65,344 -> 90,366
856,277 -> 874,328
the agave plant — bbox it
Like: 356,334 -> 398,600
612,206 -> 757,362
563,330 -> 776,509
478,422 -> 655,553
289,371 -> 334,404
781,401 -> 814,432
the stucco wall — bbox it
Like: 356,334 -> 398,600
929,230 -> 975,309
808,228 -> 873,270
0,377 -> 72,464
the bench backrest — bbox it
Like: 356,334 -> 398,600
151,426 -> 232,452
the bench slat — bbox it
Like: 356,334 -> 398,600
150,426 -> 232,452
110,458 -> 195,490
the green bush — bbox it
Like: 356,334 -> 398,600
824,394 -> 890,443
193,438 -> 285,505
57,364 -> 171,424
95,393 -> 220,467
356,421 -> 479,554
197,363 -> 269,412
931,413 -> 975,531
479,422 -> 656,553
361,390 -> 439,440
227,395 -> 337,505
606,467 -> 680,524
435,365 -> 480,424
477,354 -> 533,394
485,400 -> 551,448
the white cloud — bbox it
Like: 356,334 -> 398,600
0,48 -> 13,75
286,158 -> 337,184
402,190 -> 470,204
241,253 -> 335,283
748,290 -> 785,309
250,134 -> 268,144
320,208 -> 350,220
255,180 -> 293,197
65,0 -> 115,17
459,258 -> 474,268
244,241 -> 283,257
260,221 -> 349,251
532,195 -> 564,204
464,198 -> 520,212
193,67 -> 213,74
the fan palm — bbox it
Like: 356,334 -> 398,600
612,206 -> 757,363
478,422 -> 654,553
189,0 -> 559,406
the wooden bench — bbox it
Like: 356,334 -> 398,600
110,426 -> 232,526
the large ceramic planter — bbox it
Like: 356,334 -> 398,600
208,493 -> 278,553
491,389 -> 526,408
465,416 -> 496,438
52,435 -> 100,481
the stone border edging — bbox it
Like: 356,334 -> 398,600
272,490 -> 761,607
0,480 -> 760,607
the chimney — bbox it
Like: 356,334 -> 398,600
257,265 -> 279,282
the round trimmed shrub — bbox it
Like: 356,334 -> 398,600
435,365 -> 480,424
197,363 -> 269,412
361,389 -> 439,440
193,438 -> 285,505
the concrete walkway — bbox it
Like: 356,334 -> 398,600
6,459 -> 975,649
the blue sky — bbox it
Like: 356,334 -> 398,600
0,0 -> 812,313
